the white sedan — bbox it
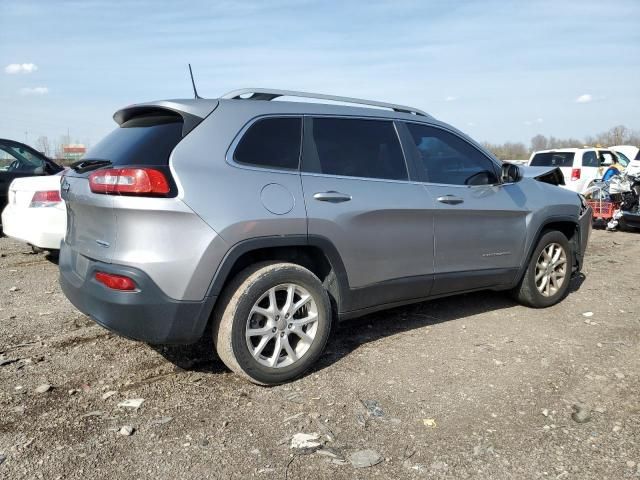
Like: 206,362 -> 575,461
1,172 -> 66,251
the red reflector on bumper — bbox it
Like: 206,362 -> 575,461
95,272 -> 137,291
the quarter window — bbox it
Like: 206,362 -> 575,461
234,117 -> 302,170
405,123 -> 499,185
303,118 -> 408,180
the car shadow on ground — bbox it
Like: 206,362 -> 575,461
150,275 -> 586,379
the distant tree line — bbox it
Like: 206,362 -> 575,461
483,125 -> 640,161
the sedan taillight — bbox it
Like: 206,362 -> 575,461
88,168 -> 170,196
30,190 -> 62,208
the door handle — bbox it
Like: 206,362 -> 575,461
313,191 -> 352,203
437,195 -> 464,205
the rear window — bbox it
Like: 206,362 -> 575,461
530,152 -> 575,168
83,113 -> 183,166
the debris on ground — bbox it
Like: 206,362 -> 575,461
582,312 -> 594,317
34,384 -> 52,394
150,416 -> 173,425
571,404 -> 591,424
422,418 -> 437,428
79,411 -> 104,419
362,399 -> 384,417
119,426 -> 135,436
0,358 -> 19,367
349,449 -> 383,468
101,390 -> 117,400
290,433 -> 322,452
117,398 -> 144,409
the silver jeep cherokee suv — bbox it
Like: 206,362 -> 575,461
59,89 -> 591,384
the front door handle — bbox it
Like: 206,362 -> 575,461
313,191 -> 352,203
437,195 -> 464,205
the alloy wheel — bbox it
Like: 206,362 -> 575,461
534,242 -> 568,297
245,283 -> 319,368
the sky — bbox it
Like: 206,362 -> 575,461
1,0 -> 639,149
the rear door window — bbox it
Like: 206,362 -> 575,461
84,112 -> 184,166
405,123 -> 499,185
530,152 -> 575,168
233,117 -> 302,170
302,117 -> 408,180
581,151 -> 598,167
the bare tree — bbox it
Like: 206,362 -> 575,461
35,136 -> 51,157
531,134 -> 548,152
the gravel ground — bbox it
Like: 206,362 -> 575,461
0,230 -> 639,479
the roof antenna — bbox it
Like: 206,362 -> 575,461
188,64 -> 201,99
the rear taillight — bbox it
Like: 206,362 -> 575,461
30,190 -> 62,208
571,168 -> 581,181
95,272 -> 137,291
89,168 -> 170,196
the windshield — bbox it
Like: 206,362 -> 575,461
613,151 -> 630,167
84,114 -> 183,167
530,151 -> 575,168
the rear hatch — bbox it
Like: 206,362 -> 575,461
62,100 -> 217,264
529,151 -> 575,183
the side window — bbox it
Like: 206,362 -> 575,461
0,144 -> 44,173
405,123 -> 499,185
599,151 -> 615,167
234,117 -> 302,170
581,151 -> 598,167
303,117 -> 408,181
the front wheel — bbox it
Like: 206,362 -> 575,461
512,231 -> 573,308
213,262 -> 332,385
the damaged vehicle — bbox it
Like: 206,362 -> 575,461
586,172 -> 640,231
58,88 -> 591,384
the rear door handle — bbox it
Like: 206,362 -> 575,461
437,195 -> 464,205
313,191 -> 352,203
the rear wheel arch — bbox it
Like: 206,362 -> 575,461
207,235 -> 349,315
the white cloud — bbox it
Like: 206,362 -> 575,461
19,87 -> 49,96
5,63 -> 38,74
444,95 -> 457,102
467,121 -> 476,127
575,94 -> 592,104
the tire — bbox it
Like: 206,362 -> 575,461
212,262 -> 332,385
511,230 -> 573,308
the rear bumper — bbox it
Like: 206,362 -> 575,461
1,204 -> 66,250
59,242 -> 216,344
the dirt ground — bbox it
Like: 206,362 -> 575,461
0,230 -> 639,480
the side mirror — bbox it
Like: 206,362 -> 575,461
501,162 -> 522,183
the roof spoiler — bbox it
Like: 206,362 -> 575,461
113,99 -> 218,136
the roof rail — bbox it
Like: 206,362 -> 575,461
220,88 -> 430,117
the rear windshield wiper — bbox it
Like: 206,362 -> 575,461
71,159 -> 112,173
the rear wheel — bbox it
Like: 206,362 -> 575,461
213,262 -> 332,385
512,231 -> 573,308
